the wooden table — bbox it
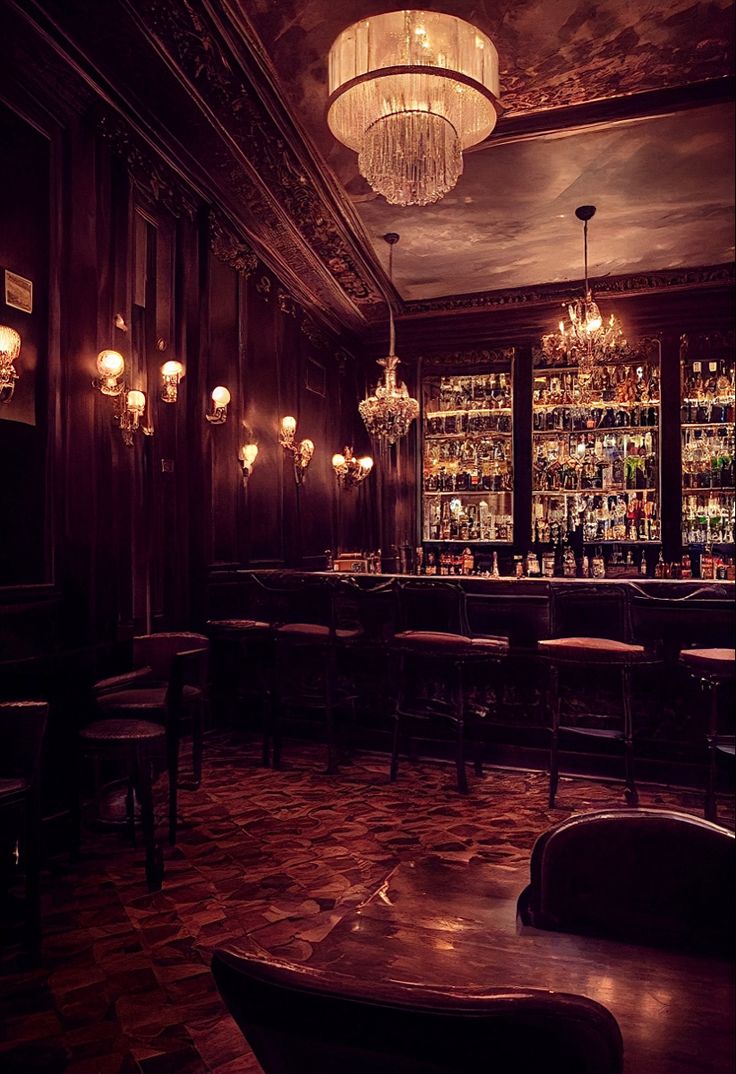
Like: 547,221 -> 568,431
308,857 -> 734,1074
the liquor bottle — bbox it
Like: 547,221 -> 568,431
462,547 -> 475,575
592,547 -> 606,578
563,546 -> 577,578
582,554 -> 590,578
491,550 -> 500,578
700,546 -> 714,580
681,553 -> 692,579
513,555 -> 524,579
654,549 -> 665,578
640,551 -> 648,577
425,551 -> 436,576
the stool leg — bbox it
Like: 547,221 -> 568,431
70,749 -> 83,863
192,701 -> 204,789
166,733 -> 179,847
705,680 -> 719,822
325,647 -> 337,776
136,748 -> 163,892
390,653 -> 406,783
454,662 -> 469,795
125,780 -> 136,846
548,663 -> 560,808
24,790 -> 42,955
622,665 -> 638,806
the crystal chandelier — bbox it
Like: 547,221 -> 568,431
327,11 -> 500,206
542,206 -> 630,404
359,233 -> 419,446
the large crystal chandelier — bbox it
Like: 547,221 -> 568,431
359,233 -> 419,446
327,11 -> 500,207
542,206 -> 630,403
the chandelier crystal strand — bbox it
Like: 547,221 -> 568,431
328,11 -> 499,207
359,234 -> 419,446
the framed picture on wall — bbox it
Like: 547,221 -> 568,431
4,269 -> 33,313
305,357 -> 326,397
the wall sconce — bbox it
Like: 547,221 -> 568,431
332,446 -> 373,488
279,415 -> 314,486
238,443 -> 259,486
160,359 -> 184,403
116,388 -> 154,447
94,349 -> 125,396
206,385 -> 230,424
0,325 -> 21,403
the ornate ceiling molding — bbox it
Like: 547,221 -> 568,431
98,109 -> 198,221
421,347 -> 515,371
403,263 -> 735,317
128,0 -> 382,312
208,208 -> 258,275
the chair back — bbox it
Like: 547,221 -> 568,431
395,579 -> 469,636
548,585 -> 628,641
133,632 -> 210,681
518,808 -> 735,953
166,647 -> 209,720
627,585 -> 736,659
0,701 -> 48,784
334,577 -> 395,642
245,573 -> 334,629
211,944 -> 623,1074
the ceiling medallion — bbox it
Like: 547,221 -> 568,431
359,234 -> 419,446
542,205 -> 631,404
327,11 -> 500,207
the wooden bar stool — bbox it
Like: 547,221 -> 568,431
389,579 -> 509,794
538,585 -> 660,808
679,647 -> 735,821
76,718 -> 166,891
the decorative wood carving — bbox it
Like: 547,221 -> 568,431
301,317 -> 329,350
208,208 -> 257,275
97,109 -> 198,220
421,347 -> 516,370
132,0 -> 381,307
277,290 -> 297,316
404,263 -> 736,316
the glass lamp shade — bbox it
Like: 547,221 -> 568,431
281,415 -> 297,436
96,349 -> 125,394
161,360 -> 184,378
332,452 -> 346,469
126,389 -> 146,415
359,456 -> 374,473
212,386 -> 231,408
242,443 -> 259,466
0,325 -> 21,360
328,11 -> 499,205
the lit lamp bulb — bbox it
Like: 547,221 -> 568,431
332,452 -> 346,471
95,349 -> 125,395
280,415 -> 297,448
359,455 -> 373,474
239,442 -> 259,485
126,389 -> 146,427
206,385 -> 230,424
0,324 -> 21,403
160,359 -> 184,403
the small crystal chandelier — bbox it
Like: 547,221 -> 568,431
359,233 -> 419,446
327,11 -> 500,207
542,206 -> 630,403
332,447 -> 373,488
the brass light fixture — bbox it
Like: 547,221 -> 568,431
332,447 -> 373,488
94,349 -> 125,396
206,386 -> 231,424
542,206 -> 630,403
279,415 -> 314,486
160,359 -> 184,403
359,234 -> 419,447
238,442 -> 259,486
0,324 -> 21,403
116,388 -> 154,447
327,11 -> 500,206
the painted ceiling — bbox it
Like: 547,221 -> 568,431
242,0 -> 734,300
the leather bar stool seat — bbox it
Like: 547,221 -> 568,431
679,647 -> 735,821
538,637 -> 647,662
276,623 -> 362,641
394,631 -> 509,657
97,684 -> 202,711
77,718 -> 167,891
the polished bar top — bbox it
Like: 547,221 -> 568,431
308,856 -> 734,1074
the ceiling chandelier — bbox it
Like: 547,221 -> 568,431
359,233 -> 419,446
327,10 -> 500,207
542,205 -> 630,403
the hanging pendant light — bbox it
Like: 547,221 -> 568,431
542,206 -> 630,403
359,233 -> 419,446
327,11 -> 500,207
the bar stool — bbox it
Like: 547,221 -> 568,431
92,641 -> 208,845
206,617 -> 272,756
679,647 -> 735,821
389,579 -> 509,794
270,576 -> 362,773
538,585 -> 660,808
0,701 -> 48,951
76,719 -> 166,891
333,576 -> 396,726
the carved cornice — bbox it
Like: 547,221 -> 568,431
403,263 -> 736,317
421,347 -> 515,370
98,109 -> 198,220
301,317 -> 330,350
130,0 -> 381,308
208,208 -> 258,275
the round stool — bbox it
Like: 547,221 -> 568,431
679,647 -> 735,821
77,719 -> 167,891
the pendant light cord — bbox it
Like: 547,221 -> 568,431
583,218 -> 589,294
388,239 -> 396,356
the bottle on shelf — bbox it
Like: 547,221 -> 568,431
491,550 -> 500,578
